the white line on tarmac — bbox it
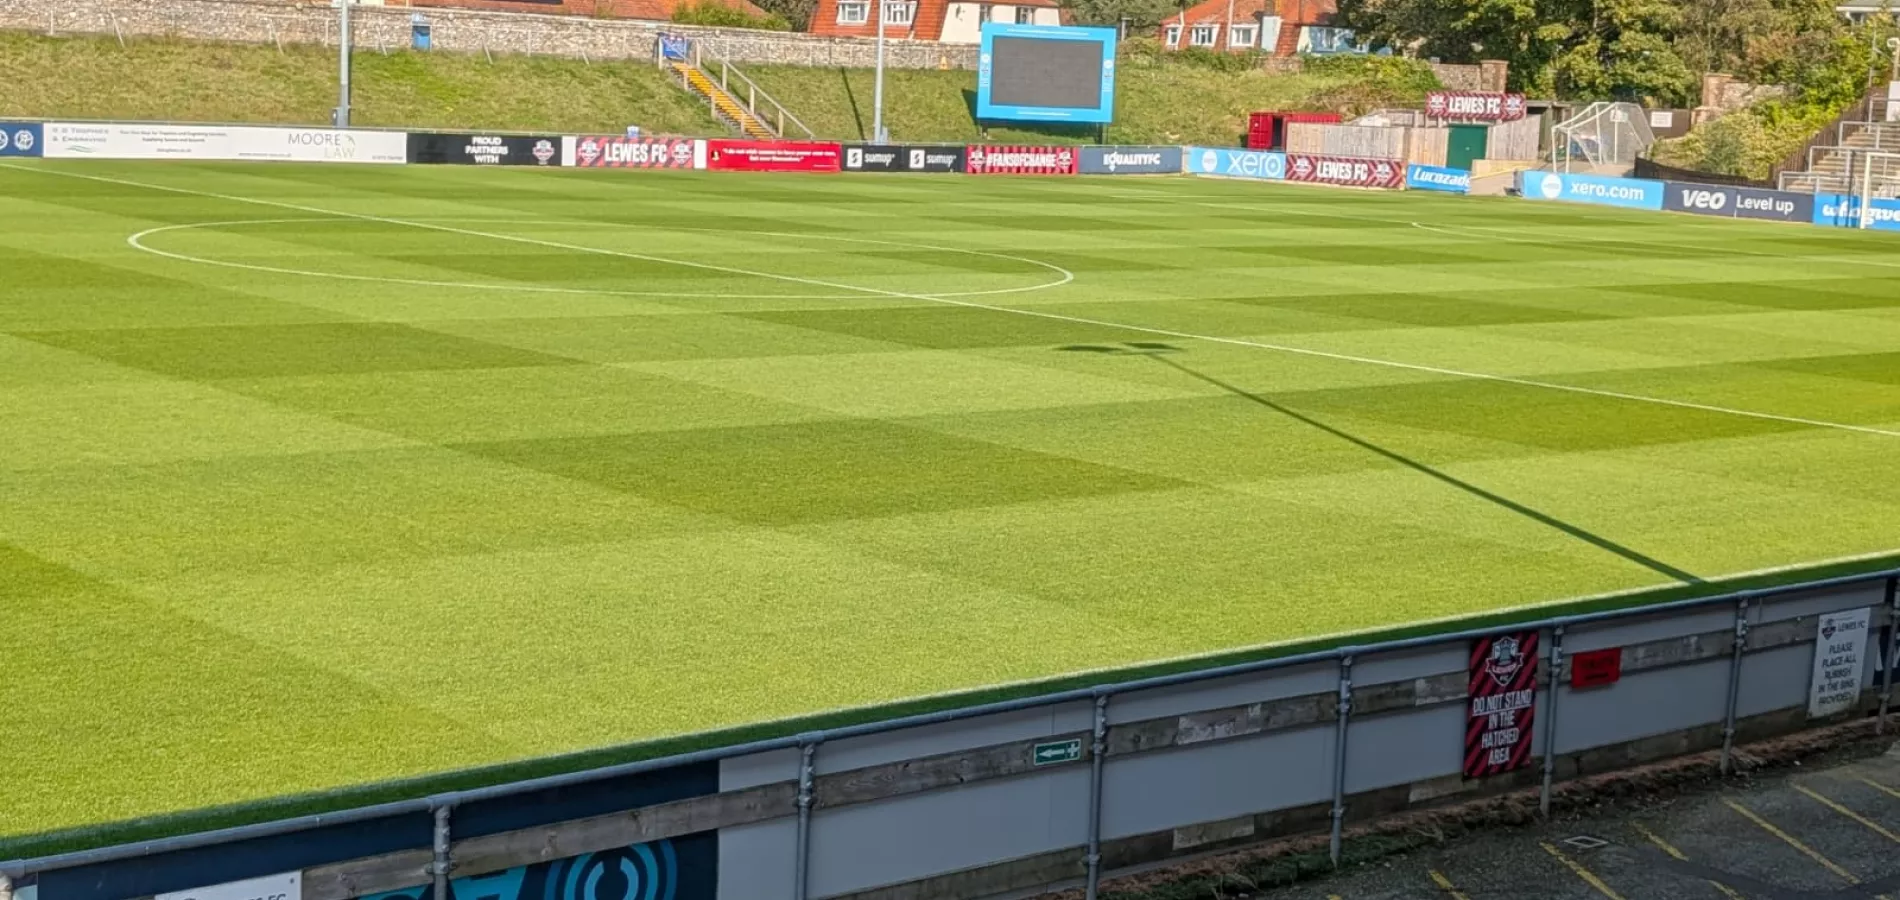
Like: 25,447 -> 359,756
8,163 -> 1897,440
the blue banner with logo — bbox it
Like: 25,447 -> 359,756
1812,193 -> 1900,231
1079,145 -> 1183,175
1185,146 -> 1287,181
1406,163 -> 1470,194
0,122 -> 43,157
1521,170 -> 1664,211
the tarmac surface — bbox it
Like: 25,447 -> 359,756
1252,741 -> 1900,900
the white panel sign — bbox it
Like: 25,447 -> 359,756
1648,110 -> 1674,128
1808,607 -> 1871,718
43,123 -> 404,164
154,871 -> 299,900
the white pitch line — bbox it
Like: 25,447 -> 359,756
8,163 -> 1898,440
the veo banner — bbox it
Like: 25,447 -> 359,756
408,133 -> 561,166
565,136 -> 702,168
706,140 -> 842,172
1661,182 -> 1813,222
0,122 -> 41,157
1184,146 -> 1286,180
1287,154 -> 1404,189
1466,630 -> 1538,779
965,145 -> 1078,175
1406,163 -> 1470,194
1521,170 -> 1664,210
842,144 -> 966,173
1426,91 -> 1528,122
1078,145 -> 1183,175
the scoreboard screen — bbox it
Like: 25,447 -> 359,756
976,24 -> 1117,124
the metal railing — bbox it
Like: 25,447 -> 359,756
4,566 -> 1897,900
659,37 -> 817,141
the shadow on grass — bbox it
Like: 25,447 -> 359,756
960,88 -> 1103,143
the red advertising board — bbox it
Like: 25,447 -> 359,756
1569,647 -> 1622,689
573,136 -> 699,168
1466,630 -> 1538,779
1426,91 -> 1528,122
1286,154 -> 1405,189
965,145 -> 1078,175
705,140 -> 842,172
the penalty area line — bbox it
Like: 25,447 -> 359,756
8,162 -> 1896,442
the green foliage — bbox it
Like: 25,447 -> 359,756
1304,53 -> 1443,95
1061,0 -> 1181,28
669,0 -> 793,30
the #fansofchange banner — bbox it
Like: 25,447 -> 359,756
841,144 -> 966,173
566,136 -> 702,169
1406,163 -> 1470,194
1466,630 -> 1538,779
705,140 -> 842,172
965,145 -> 1078,176
0,122 -> 42,157
1184,146 -> 1286,180
1426,91 -> 1528,122
408,133 -> 561,166
1813,193 -> 1900,232
1078,145 -> 1183,175
1521,170 -> 1664,211
1286,154 -> 1404,189
1661,182 -> 1813,223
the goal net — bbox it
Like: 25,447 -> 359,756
1551,102 -> 1655,171
1850,149 -> 1900,229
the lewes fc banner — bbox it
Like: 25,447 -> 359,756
1405,163 -> 1470,194
1521,170 -> 1664,211
408,132 -> 560,166
1185,146 -> 1287,180
705,140 -> 842,172
0,122 -> 42,157
1286,154 -> 1404,189
1078,145 -> 1183,175
966,144 -> 1078,175
1466,630 -> 1538,779
565,136 -> 702,168
842,144 -> 967,173
1427,91 -> 1528,122
1661,181 -> 1813,222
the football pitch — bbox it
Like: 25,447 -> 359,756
5,160 -> 1900,844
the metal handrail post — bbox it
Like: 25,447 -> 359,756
1540,625 -> 1565,818
793,738 -> 821,900
1881,577 -> 1898,734
1083,692 -> 1111,900
429,804 -> 453,900
1720,596 -> 1751,774
1328,655 -> 1353,866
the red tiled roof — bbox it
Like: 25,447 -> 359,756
807,0 -> 1060,38
410,0 -> 769,23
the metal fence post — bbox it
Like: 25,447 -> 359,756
429,804 -> 453,900
793,738 -> 820,900
0,870 -> 14,900
1540,624 -> 1565,818
1721,596 -> 1752,775
1328,654 -> 1354,867
1084,691 -> 1111,900
1881,577 -> 1899,734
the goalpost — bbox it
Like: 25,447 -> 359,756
1852,150 -> 1900,230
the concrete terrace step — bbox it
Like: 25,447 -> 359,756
670,62 -> 775,140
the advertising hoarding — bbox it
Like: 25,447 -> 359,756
976,23 -> 1118,124
0,122 -> 43,158
1812,193 -> 1900,231
1521,170 -> 1665,210
705,140 -> 842,172
42,123 -> 406,163
965,145 -> 1079,175
565,136 -> 702,168
842,144 -> 967,173
1078,145 -> 1182,175
1286,153 -> 1405,188
407,133 -> 561,166
1466,631 -> 1539,779
1184,146 -> 1287,180
1426,91 -> 1528,122
1660,182 -> 1813,222
1405,163 -> 1471,194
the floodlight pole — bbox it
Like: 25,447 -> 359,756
871,0 -> 888,143
336,0 -> 353,129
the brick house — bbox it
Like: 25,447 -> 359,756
807,0 -> 1063,43
1157,0 -> 1356,56
401,0 -> 771,22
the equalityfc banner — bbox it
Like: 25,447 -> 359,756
966,145 -> 1078,175
1466,630 -> 1538,779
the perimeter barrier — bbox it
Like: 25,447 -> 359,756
4,571 -> 1896,900
1520,169 -> 1900,232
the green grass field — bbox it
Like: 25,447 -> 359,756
5,161 -> 1900,851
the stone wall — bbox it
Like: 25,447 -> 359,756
0,0 -> 980,68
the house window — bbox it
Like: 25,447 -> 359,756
1190,23 -> 1217,45
837,0 -> 868,23
1165,24 -> 1182,45
1229,24 -> 1256,47
884,0 -> 915,24
1016,5 -> 1034,22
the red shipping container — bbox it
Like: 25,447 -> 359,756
705,139 -> 842,172
1244,111 -> 1342,151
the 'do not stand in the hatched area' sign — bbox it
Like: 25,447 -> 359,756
1466,630 -> 1539,779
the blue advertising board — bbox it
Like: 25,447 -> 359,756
1521,170 -> 1664,211
976,24 -> 1117,124
1184,146 -> 1286,180
1812,193 -> 1900,231
0,122 -> 43,157
1406,163 -> 1469,194
1078,145 -> 1182,174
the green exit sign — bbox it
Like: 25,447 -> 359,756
1032,738 -> 1083,766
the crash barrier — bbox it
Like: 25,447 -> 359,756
5,572 -> 1896,900
1521,169 -> 1900,231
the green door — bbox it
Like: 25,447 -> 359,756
1446,124 -> 1489,172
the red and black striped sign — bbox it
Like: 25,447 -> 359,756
965,145 -> 1078,175
1465,630 -> 1538,779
